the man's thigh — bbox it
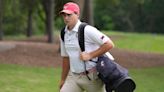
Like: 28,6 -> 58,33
84,79 -> 105,92
78,72 -> 105,92
60,75 -> 82,92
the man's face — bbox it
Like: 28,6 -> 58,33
62,13 -> 79,27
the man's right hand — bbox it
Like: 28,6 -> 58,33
59,57 -> 70,91
59,80 -> 65,90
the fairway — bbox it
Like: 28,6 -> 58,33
0,64 -> 61,92
0,31 -> 164,92
0,64 -> 164,92
130,67 -> 164,92
104,31 -> 164,54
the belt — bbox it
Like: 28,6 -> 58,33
72,67 -> 97,75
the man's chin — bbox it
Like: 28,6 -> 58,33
65,21 -> 69,24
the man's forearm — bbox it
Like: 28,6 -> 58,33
80,40 -> 114,61
90,40 -> 114,59
61,57 -> 70,82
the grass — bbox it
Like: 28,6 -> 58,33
130,67 -> 164,92
104,31 -> 164,54
0,64 -> 164,92
1,31 -> 164,92
0,64 -> 61,92
4,30 -> 164,54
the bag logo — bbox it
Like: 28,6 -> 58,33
101,61 -> 105,67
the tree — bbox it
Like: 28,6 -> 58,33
20,0 -> 40,37
81,0 -> 94,25
0,0 -> 4,40
2,0 -> 27,35
21,0 -> 40,37
143,0 -> 164,33
42,0 -> 55,43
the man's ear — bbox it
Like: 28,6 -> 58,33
75,12 -> 79,17
77,13 -> 80,18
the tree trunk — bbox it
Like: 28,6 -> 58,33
42,0 -> 54,43
126,16 -> 135,32
81,0 -> 94,25
123,13 -> 135,32
0,0 -> 4,40
26,8 -> 33,37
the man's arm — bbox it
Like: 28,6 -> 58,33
59,57 -> 70,89
80,40 -> 114,61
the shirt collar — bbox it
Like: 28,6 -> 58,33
65,20 -> 81,32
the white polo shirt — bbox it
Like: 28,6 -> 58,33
60,20 -> 113,73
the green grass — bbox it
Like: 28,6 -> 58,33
4,30 -> 164,54
1,31 -> 164,92
0,64 -> 61,92
104,31 -> 164,54
130,67 -> 164,92
0,64 -> 164,92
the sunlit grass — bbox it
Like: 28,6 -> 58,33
3,30 -> 164,54
0,64 -> 164,92
0,64 -> 61,92
130,67 -> 164,92
104,31 -> 164,54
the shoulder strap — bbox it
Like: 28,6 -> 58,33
78,23 -> 90,80
60,22 -> 87,51
78,23 -> 87,52
60,27 -> 65,42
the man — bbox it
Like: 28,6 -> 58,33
59,2 -> 114,92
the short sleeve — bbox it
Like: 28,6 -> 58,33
60,38 -> 68,57
85,25 -> 110,45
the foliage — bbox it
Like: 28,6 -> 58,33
3,0 -> 27,35
1,0 -> 164,36
54,17 -> 65,30
143,0 -> 164,33
94,0 -> 164,34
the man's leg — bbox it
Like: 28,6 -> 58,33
60,74 -> 83,92
77,72 -> 105,92
115,79 -> 136,92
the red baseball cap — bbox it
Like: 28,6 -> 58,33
60,2 -> 80,15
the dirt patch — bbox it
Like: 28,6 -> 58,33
0,37 -> 164,69
110,48 -> 164,68
0,42 -> 16,52
0,41 -> 62,68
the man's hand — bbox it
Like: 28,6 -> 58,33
80,52 -> 92,61
80,41 -> 114,62
59,80 -> 65,90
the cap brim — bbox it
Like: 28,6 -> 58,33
60,10 -> 74,14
